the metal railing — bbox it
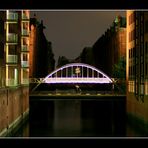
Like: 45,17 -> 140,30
7,55 -> 17,63
21,79 -> 29,85
6,33 -> 18,43
29,77 -> 112,84
6,79 -> 18,87
22,13 -> 29,20
22,29 -> 29,36
21,45 -> 29,52
21,61 -> 29,67
7,12 -> 18,21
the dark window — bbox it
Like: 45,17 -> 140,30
146,63 -> 148,76
145,20 -> 148,33
0,19 -> 4,34
146,42 -> 148,54
0,42 -> 4,58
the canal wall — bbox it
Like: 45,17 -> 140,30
0,86 -> 29,137
126,94 -> 148,135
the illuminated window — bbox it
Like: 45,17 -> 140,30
6,45 -> 18,63
21,53 -> 29,67
22,22 -> 29,36
6,11 -> 18,21
6,66 -> 18,87
21,68 -> 29,84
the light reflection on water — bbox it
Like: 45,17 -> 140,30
13,96 -> 146,137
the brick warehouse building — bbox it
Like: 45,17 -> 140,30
0,10 -> 30,136
29,15 -> 55,79
92,15 -> 126,78
126,10 -> 148,133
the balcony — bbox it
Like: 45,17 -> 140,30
22,29 -> 29,36
7,55 -> 18,63
7,12 -> 18,21
6,79 -> 18,87
21,78 -> 29,85
21,61 -> 29,67
21,45 -> 29,52
6,33 -> 18,43
22,13 -> 29,20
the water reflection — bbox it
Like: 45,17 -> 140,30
13,96 -> 146,137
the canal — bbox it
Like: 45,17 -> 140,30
12,95 -> 146,137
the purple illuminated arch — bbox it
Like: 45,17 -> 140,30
44,63 -> 112,82
32,63 -> 113,91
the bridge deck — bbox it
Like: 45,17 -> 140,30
30,92 -> 126,100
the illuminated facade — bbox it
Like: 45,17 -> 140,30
126,10 -> 148,132
29,17 -> 37,78
0,10 -> 30,136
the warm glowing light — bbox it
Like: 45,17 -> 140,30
31,63 -> 113,91
44,77 -> 111,84
44,63 -> 112,82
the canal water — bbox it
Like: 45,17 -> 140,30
12,95 -> 146,137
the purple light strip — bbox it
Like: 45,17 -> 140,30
43,63 -> 113,83
44,78 -> 111,84
32,63 -> 113,91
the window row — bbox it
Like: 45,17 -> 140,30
129,42 -> 148,59
129,65 -> 135,78
5,66 -> 29,87
128,81 -> 148,95
129,63 -> 148,77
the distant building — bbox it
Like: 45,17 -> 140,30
92,15 -> 126,78
57,56 -> 70,68
0,10 -> 30,136
126,11 -> 148,132
80,47 -> 95,66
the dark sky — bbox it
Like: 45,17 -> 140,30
30,10 -> 126,65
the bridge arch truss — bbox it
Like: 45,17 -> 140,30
30,63 -> 113,91
44,63 -> 112,84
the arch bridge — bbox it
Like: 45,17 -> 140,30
30,63 -> 113,91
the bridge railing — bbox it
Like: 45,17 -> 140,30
29,77 -> 113,84
29,77 -> 126,92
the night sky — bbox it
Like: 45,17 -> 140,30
30,10 -> 126,65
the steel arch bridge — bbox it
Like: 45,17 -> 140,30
30,63 -> 113,91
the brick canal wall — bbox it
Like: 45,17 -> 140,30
0,86 -> 29,136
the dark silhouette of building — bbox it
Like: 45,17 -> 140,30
80,47 -> 95,66
29,16 -> 55,78
57,56 -> 70,68
92,15 -> 126,78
